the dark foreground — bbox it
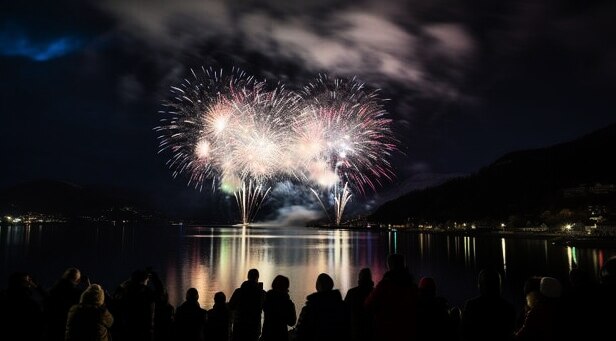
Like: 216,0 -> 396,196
1,253 -> 615,341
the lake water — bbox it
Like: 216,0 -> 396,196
1,224 -> 614,317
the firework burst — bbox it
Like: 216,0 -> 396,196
293,75 -> 397,224
293,75 -> 397,193
156,68 -> 397,226
156,67 -> 258,189
156,67 -> 298,224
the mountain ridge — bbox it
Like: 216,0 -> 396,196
0,178 -> 161,222
371,122 -> 616,226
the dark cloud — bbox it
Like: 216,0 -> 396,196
97,0 -> 476,99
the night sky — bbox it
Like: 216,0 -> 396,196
1,1 -> 615,220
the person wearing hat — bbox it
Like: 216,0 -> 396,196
514,276 -> 562,340
65,284 -> 114,341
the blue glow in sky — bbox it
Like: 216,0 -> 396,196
0,32 -> 82,61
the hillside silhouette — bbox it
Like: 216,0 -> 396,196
0,179 -> 159,222
372,123 -> 616,226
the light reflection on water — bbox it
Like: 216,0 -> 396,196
1,224 -> 615,317
167,226 -> 371,315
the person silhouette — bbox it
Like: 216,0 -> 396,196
344,268 -> 374,341
175,288 -> 207,341
365,253 -> 418,341
154,290 -> 174,341
207,291 -> 231,341
229,268 -> 266,341
461,268 -> 515,341
45,267 -> 88,341
416,276 -> 456,340
0,272 -> 45,341
596,257 -> 616,338
111,269 -> 161,341
65,284 -> 114,341
295,273 -> 347,341
262,275 -> 297,341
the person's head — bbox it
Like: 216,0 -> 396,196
387,254 -> 406,271
478,268 -> 502,297
358,268 -> 373,287
540,277 -> 562,299
214,291 -> 226,305
272,275 -> 290,292
186,288 -> 199,302
600,256 -> 616,286
316,273 -> 334,292
62,267 -> 81,285
247,268 -> 260,282
418,277 -> 437,297
80,284 -> 105,306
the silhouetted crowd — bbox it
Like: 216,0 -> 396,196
1,254 -> 615,341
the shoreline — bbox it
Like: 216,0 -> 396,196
3,221 -> 616,248
309,225 -> 616,248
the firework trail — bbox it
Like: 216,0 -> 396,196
156,68 -> 396,226
334,183 -> 353,226
234,180 -> 271,227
